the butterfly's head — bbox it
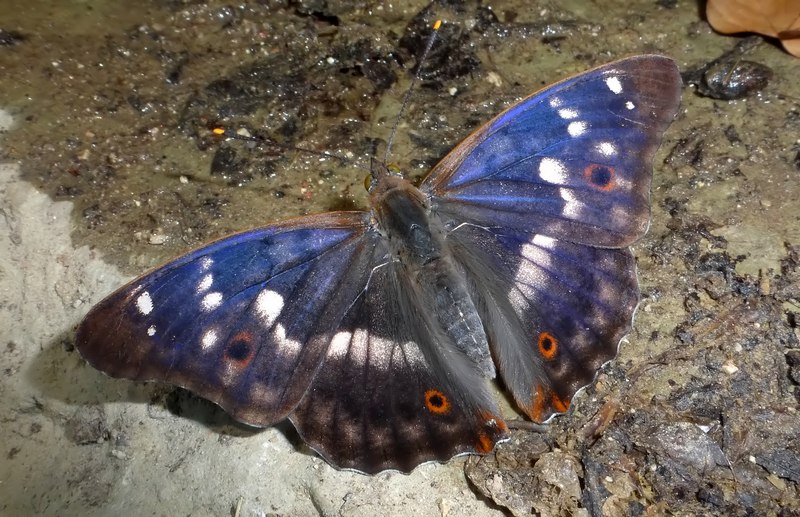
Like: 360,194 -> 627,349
368,163 -> 428,225
365,161 -> 403,192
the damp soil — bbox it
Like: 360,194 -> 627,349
1,0 -> 799,515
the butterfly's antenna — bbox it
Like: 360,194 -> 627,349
212,127 -> 373,174
382,19 -> 442,164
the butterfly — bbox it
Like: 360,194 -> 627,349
76,54 -> 682,474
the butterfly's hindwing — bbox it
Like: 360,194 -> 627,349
423,55 -> 682,248
445,222 -> 638,422
290,256 -> 508,474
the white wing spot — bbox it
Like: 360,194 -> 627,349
605,76 -> 623,94
201,328 -> 218,350
273,323 -> 301,355
519,243 -> 552,278
147,325 -> 156,337
350,329 -> 369,366
625,100 -> 635,110
328,330 -> 352,359
516,236 -> 559,297
513,258 -> 545,306
548,96 -> 562,108
396,341 -> 426,369
568,121 -> 587,137
532,234 -> 557,249
255,289 -> 283,327
369,335 -> 396,371
201,292 -> 223,311
539,157 -> 567,184
596,142 -> 617,157
558,108 -> 578,119
559,187 -> 584,218
136,291 -> 153,316
196,273 -> 213,294
199,256 -> 214,271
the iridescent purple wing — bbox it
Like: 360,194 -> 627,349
421,55 -> 682,422
422,55 -> 681,248
76,212 -> 378,426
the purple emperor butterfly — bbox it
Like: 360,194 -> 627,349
76,54 -> 682,473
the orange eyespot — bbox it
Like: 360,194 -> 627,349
212,127 -> 226,136
537,331 -> 558,360
584,163 -> 616,191
424,389 -> 451,414
225,331 -> 254,365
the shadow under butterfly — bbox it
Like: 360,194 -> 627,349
76,54 -> 682,474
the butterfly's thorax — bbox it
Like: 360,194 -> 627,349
370,174 -> 439,264
370,173 -> 495,377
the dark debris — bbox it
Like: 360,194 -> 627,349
684,36 -> 774,100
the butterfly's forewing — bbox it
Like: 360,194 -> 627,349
76,212 -> 381,426
422,55 -> 682,422
423,55 -> 682,248
289,258 -> 508,473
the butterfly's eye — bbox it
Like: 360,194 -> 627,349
363,174 -> 372,191
387,164 -> 402,175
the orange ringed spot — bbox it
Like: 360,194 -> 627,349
211,127 -> 225,135
537,331 -> 558,360
226,331 -> 255,365
424,389 -> 451,414
583,163 -> 615,191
